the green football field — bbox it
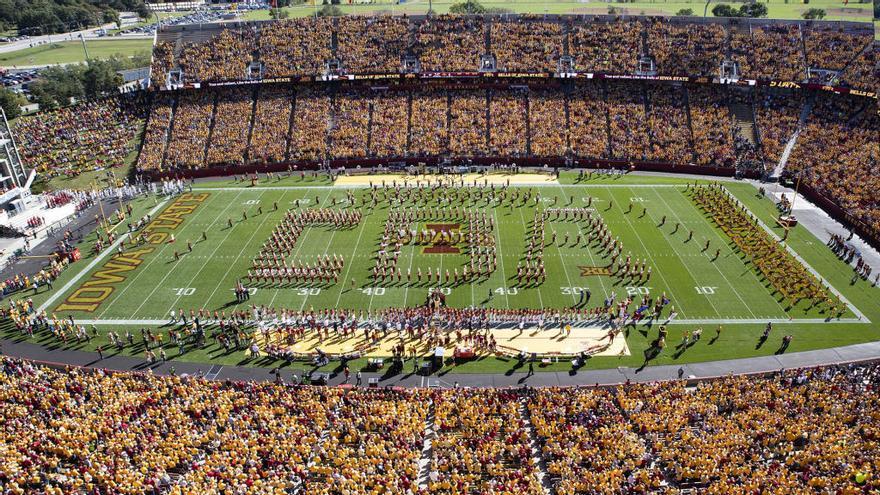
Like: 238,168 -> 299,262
11,172 -> 880,373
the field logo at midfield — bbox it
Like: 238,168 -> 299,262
424,223 -> 461,254
56,193 -> 210,312
579,266 -> 612,277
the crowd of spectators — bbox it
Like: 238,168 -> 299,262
1,357 -> 877,494
289,87 -> 331,162
647,20 -> 725,77
337,16 -> 410,74
177,27 -> 256,83
308,388 -> 429,494
330,90 -> 371,159
449,90 -> 488,156
137,94 -> 173,171
839,42 -> 878,91
645,85 -> 693,164
788,94 -> 879,233
370,91 -> 410,158
249,85 -> 292,165
726,29 -> 754,80
414,15 -> 485,72
429,388 -> 543,494
570,19 -> 641,74
568,83 -> 609,159
688,86 -> 737,168
607,83 -> 649,162
17,95 -> 145,179
150,41 -> 174,88
164,91 -> 214,169
410,88 -> 448,157
488,90 -> 528,156
206,87 -> 253,165
754,88 -> 803,166
151,16 -> 876,87
804,25 -> 873,72
490,17 -> 563,73
259,18 -> 333,79
528,88 -> 567,157
619,365 -> 880,492
747,25 -> 806,83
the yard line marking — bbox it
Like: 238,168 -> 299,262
491,207 -> 510,309
518,205 -> 545,309
128,192 -> 246,319
263,191 -> 332,310
39,199 -> 170,314
334,208 -> 371,308
301,192 -> 345,312
202,190 -> 285,313
190,190 -> 280,314
609,186 -> 690,319
559,184 -> 610,301
401,221 -> 417,307
650,188 -> 760,320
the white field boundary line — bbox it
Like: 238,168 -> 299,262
99,192 -> 234,319
192,184 -> 692,191
670,189 -> 790,318
38,199 -> 170,313
70,316 -> 870,326
723,188 -> 870,323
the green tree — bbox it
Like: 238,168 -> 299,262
711,4 -> 739,17
269,8 -> 289,19
0,86 -> 24,119
449,0 -> 487,14
82,59 -> 123,97
802,8 -> 826,19
317,4 -> 343,16
676,8 -> 694,15
739,2 -> 768,18
29,65 -> 86,108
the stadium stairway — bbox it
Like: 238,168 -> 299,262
771,96 -> 814,179
525,91 -> 532,156
730,101 -> 758,147
160,94 -> 179,170
244,86 -> 259,162
202,92 -> 220,167
415,400 -> 436,490
520,401 -> 552,495
283,88 -> 297,162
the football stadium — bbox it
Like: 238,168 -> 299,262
0,10 -> 878,494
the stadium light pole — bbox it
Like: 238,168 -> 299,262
79,33 -> 90,61
703,0 -> 712,17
